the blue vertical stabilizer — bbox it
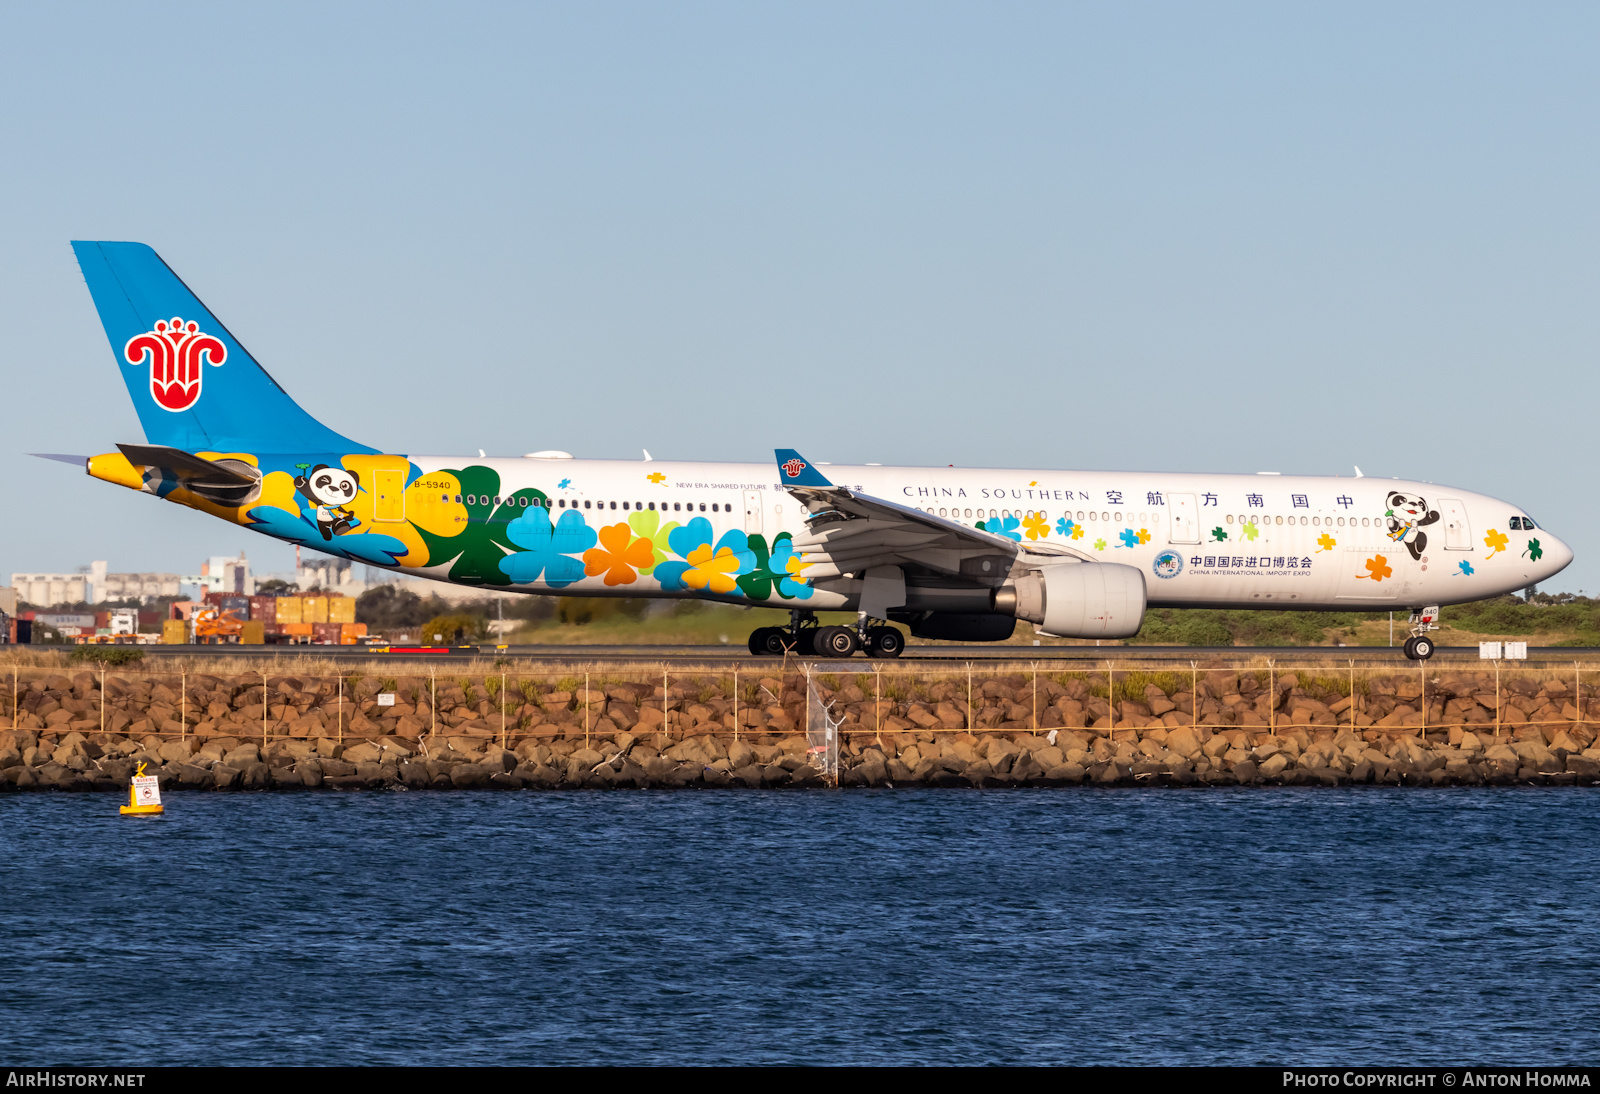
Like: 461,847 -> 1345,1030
71,241 -> 373,454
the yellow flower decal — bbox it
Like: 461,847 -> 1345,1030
1136,528 -> 1151,544
583,522 -> 656,586
1484,528 -> 1508,559
1316,533 -> 1336,552
1357,554 -> 1393,582
1023,512 -> 1050,540
1069,524 -> 1084,540
682,543 -> 742,594
647,472 -> 666,485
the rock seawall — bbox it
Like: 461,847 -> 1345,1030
3,665 -> 1599,791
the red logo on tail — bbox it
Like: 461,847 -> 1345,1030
124,317 -> 227,413
782,458 -> 807,478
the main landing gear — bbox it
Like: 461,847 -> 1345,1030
746,610 -> 905,658
1402,605 -> 1440,661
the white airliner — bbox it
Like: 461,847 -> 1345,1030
54,242 -> 1573,659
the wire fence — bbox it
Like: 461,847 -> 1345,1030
3,654 -> 1596,748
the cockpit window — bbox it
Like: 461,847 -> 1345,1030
1510,516 -> 1539,531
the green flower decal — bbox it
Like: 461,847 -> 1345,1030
413,465 -> 549,586
1524,538 -> 1543,561
1211,527 -> 1228,542
1093,538 -> 1107,551
1241,522 -> 1260,542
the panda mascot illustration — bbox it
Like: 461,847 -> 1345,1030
1384,490 -> 1438,561
293,463 -> 361,541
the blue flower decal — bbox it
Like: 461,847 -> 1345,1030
978,514 -> 1022,541
654,518 -> 755,592
1116,528 -> 1140,548
768,535 -> 814,599
557,478 -> 572,490
1056,518 -> 1076,537
1455,560 -> 1474,577
246,504 -> 409,566
498,507 -> 596,587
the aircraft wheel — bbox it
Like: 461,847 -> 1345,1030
1402,636 -> 1420,660
865,626 -> 904,658
814,625 -> 859,658
748,628 -> 771,656
759,628 -> 792,656
1412,635 -> 1435,660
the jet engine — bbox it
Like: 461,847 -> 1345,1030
994,562 -> 1147,639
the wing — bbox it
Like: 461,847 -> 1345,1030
773,448 -> 1090,582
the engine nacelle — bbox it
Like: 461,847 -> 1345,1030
997,562 -> 1147,639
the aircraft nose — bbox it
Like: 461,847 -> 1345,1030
1542,533 -> 1575,578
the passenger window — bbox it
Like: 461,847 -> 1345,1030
700,503 -> 706,512
609,501 -> 616,509
622,501 -> 629,510
584,500 -> 591,509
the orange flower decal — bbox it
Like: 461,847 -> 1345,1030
1137,528 -> 1151,544
583,522 -> 656,586
1023,512 -> 1051,540
682,543 -> 742,594
1484,528 -> 1508,559
1357,554 -> 1393,582
1316,533 -> 1336,552
647,472 -> 666,485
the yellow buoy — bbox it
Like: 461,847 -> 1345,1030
120,761 -> 164,816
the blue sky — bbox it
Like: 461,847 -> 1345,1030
3,3 -> 1597,593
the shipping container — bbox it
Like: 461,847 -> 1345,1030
342,622 -> 368,644
161,619 -> 187,644
327,596 -> 355,624
240,621 -> 265,645
302,596 -> 328,624
311,622 -> 342,644
221,596 -> 250,620
281,622 -> 313,637
249,595 -> 277,624
276,597 -> 303,624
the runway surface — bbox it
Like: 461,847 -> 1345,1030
121,643 -> 1600,665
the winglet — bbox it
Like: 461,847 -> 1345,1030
774,449 -> 833,487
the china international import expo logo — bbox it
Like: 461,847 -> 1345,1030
124,317 -> 227,412
1152,550 -> 1183,579
782,459 -> 807,478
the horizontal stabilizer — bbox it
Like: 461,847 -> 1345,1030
29,453 -> 88,467
116,443 -> 259,486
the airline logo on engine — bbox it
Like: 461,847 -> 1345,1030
124,317 -> 227,413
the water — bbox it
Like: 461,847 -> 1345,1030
2,788 -> 1597,1065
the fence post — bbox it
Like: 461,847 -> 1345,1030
1349,660 -> 1354,731
1031,663 -> 1037,731
1106,660 -> 1115,738
663,664 -> 669,741
338,675 -> 344,742
875,665 -> 882,742
733,667 -> 739,743
966,662 -> 973,732
1190,662 -> 1197,728
12,667 -> 16,725
584,671 -> 590,747
501,671 -> 508,748
1577,662 -> 1583,728
1419,659 -> 1426,735
429,670 -> 436,738
261,670 -> 268,748
1494,660 -> 1501,738
1268,660 -> 1275,736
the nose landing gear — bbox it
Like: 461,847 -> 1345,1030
1402,605 -> 1440,660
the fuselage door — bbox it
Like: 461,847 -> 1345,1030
1168,493 -> 1200,544
373,469 -> 405,522
1437,497 -> 1471,550
744,491 -> 764,536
